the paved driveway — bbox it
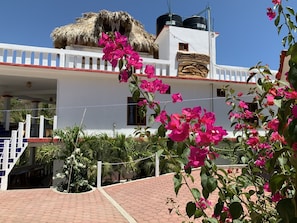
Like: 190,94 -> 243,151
0,169 -> 227,223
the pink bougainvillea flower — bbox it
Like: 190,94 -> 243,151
158,83 -> 170,94
172,93 -> 183,103
137,99 -> 148,107
267,8 -> 276,20
239,101 -> 249,109
266,95 -> 275,106
271,191 -> 283,202
263,182 -> 271,192
166,113 -> 181,130
247,136 -> 260,149
292,105 -> 297,118
272,0 -> 281,5
140,80 -> 155,93
144,65 -> 155,78
186,146 -> 209,168
267,118 -> 279,131
270,131 -> 286,144
155,110 -> 168,124
196,197 -> 211,210
168,122 -> 190,142
98,32 -> 110,46
284,90 -> 297,99
126,52 -> 143,69
119,69 -> 130,82
201,111 -> 216,126
254,157 -> 265,168
114,31 -> 128,47
243,110 -> 254,119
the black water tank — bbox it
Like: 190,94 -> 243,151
183,16 -> 208,31
156,13 -> 183,36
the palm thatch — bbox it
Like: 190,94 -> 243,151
50,10 -> 158,54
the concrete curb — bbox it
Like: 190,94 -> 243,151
98,187 -> 137,223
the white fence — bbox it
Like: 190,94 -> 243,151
97,153 -> 160,187
0,43 -> 170,77
0,43 -> 274,82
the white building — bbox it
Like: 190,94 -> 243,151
0,10 -> 278,189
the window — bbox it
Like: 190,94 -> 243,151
127,97 -> 146,125
217,88 -> 226,97
178,43 -> 189,51
165,86 -> 171,94
245,102 -> 258,125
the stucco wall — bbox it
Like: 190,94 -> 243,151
56,73 -> 253,137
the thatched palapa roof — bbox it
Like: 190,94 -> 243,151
50,10 -> 158,54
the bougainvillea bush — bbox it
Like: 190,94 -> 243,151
99,1 -> 297,222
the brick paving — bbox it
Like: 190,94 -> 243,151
104,170 -> 219,223
0,169 -> 231,223
0,188 -> 128,223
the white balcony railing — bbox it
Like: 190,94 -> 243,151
0,43 -> 275,82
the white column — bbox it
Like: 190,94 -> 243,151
2,95 -> 12,131
155,153 -> 160,177
97,161 -> 102,188
31,101 -> 39,137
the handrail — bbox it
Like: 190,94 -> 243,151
0,42 -> 278,82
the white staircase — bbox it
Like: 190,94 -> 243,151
0,122 -> 28,190
0,114 -> 57,190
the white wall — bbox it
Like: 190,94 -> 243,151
156,26 -> 217,77
56,73 -> 254,137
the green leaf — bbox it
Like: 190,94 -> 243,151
276,198 -> 295,222
157,124 -> 166,137
191,188 -> 201,200
229,202 -> 243,219
286,7 -> 295,15
207,177 -> 217,193
185,166 -> 192,174
194,209 -> 203,218
214,201 -> 224,217
288,118 -> 297,143
269,174 -> 286,193
202,218 -> 220,223
201,172 -> 208,189
288,43 -> 297,63
202,188 -> 210,199
173,173 -> 183,195
274,14 -> 280,27
290,217 -> 297,223
148,114 -> 155,125
186,201 -> 196,218
118,59 -> 124,70
132,89 -> 140,102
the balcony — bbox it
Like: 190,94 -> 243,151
0,43 -> 274,83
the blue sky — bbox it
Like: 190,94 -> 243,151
1,0 -> 296,70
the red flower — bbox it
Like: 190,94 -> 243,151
272,0 -> 281,5
267,8 -> 276,20
172,93 -> 183,103
144,65 -> 155,79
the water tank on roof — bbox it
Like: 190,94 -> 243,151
183,16 -> 208,31
156,13 -> 183,36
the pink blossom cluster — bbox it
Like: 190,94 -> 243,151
140,79 -> 169,94
156,106 -> 227,168
263,182 -> 285,202
267,0 -> 281,20
99,32 -> 155,82
100,31 -> 227,171
212,206 -> 232,223
195,197 -> 211,210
